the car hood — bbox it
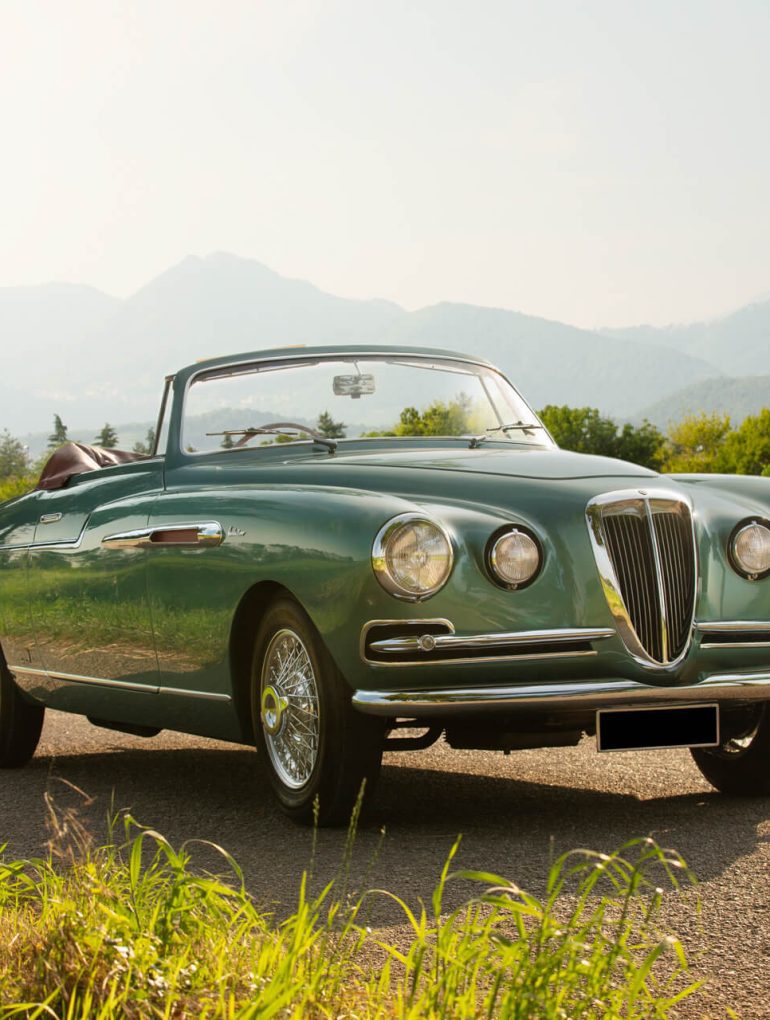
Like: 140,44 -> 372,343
335,446 -> 657,481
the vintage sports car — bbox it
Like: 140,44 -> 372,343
2,345 -> 770,824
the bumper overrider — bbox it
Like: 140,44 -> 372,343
354,620 -> 770,718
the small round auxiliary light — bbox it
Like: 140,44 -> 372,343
488,527 -> 542,589
731,520 -> 770,580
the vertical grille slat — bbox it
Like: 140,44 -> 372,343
651,508 -> 696,660
588,493 -> 696,666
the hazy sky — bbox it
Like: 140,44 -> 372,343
2,0 -> 769,328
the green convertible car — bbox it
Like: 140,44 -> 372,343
2,345 -> 770,824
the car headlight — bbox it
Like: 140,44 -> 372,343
372,513 -> 453,600
730,520 -> 770,579
487,527 -> 542,589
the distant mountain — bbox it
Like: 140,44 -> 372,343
84,252 -> 405,394
2,252 -> 765,435
602,298 -> 770,376
635,375 -> 770,428
0,282 -> 122,430
369,302 -> 719,415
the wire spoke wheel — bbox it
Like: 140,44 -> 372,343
259,628 -> 320,789
252,598 -> 385,825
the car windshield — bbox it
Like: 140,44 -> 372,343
182,354 -> 553,453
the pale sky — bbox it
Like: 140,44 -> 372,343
1,0 -> 769,328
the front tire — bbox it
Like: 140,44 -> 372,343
691,703 -> 770,795
251,598 -> 384,826
0,660 -> 44,768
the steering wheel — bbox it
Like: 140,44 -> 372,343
235,422 -> 329,448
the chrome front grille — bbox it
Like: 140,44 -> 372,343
586,491 -> 697,666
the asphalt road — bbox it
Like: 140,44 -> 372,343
2,710 -> 769,1018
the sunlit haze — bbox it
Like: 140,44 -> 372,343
2,0 -> 770,327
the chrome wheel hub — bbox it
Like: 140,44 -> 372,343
261,685 -> 288,735
260,628 -> 320,789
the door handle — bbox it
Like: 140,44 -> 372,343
39,513 -> 63,524
102,522 -> 224,549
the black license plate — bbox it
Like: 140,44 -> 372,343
597,704 -> 720,752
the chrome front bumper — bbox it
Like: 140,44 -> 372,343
352,673 -> 770,718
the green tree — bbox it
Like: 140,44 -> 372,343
394,397 -> 472,436
716,408 -> 770,476
0,430 -> 29,479
537,405 -> 665,469
538,405 -> 618,457
95,423 -> 119,449
660,412 -> 732,473
316,411 -> 346,438
47,414 -> 68,450
615,420 -> 666,471
133,427 -> 156,455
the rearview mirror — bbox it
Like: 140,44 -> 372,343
333,373 -> 376,399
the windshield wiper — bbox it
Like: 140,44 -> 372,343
492,421 -> 544,435
206,422 -> 337,454
468,421 -> 544,448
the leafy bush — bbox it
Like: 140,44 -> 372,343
660,412 -> 733,473
0,798 -> 702,1018
538,405 -> 665,470
0,474 -> 37,504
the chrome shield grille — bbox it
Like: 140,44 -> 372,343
586,491 -> 697,666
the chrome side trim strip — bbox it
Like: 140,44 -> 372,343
102,521 -> 224,549
8,666 -> 231,702
352,673 -> 770,717
159,686 -> 231,702
368,627 -> 615,655
8,665 -> 153,693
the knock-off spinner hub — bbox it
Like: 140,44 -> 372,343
261,685 -> 289,735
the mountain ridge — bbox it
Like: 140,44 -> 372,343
1,251 -> 765,435
601,297 -> 770,376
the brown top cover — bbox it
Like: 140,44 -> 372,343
36,443 -> 148,491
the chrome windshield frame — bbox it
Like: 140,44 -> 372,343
172,349 -> 555,461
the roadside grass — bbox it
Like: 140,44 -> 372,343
0,793 -> 703,1019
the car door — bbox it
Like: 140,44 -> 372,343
28,458 -> 164,691
143,489 -> 230,700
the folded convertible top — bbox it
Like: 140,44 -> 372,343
36,442 -> 148,491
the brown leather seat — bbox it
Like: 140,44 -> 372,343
36,442 -> 148,491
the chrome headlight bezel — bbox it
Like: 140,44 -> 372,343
372,512 -> 454,602
486,525 -> 543,591
729,518 -> 770,581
